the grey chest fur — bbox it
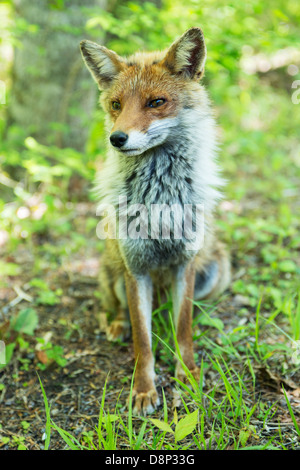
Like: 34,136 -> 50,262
118,147 -> 199,274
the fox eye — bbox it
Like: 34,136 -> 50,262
148,98 -> 166,108
112,101 -> 121,110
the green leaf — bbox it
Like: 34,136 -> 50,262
239,428 -> 252,447
36,291 -> 60,305
199,316 -> 224,330
0,261 -> 20,276
1,437 -> 10,445
103,415 -> 119,428
0,342 -> 15,369
29,278 -> 49,290
21,420 -> 30,431
174,410 -> 198,442
12,308 -> 38,335
278,260 -> 297,273
149,418 -> 173,434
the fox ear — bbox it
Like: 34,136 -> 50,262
163,28 -> 206,79
80,40 -> 125,89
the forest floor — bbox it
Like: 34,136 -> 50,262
0,196 -> 299,450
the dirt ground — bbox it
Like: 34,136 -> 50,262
0,204 -> 299,450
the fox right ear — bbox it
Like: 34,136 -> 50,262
80,40 -> 125,89
163,27 -> 207,80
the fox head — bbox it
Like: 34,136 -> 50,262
80,28 -> 207,157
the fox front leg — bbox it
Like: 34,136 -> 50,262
172,263 -> 200,383
124,271 -> 160,415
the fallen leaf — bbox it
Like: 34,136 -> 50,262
255,365 -> 298,390
36,350 -> 50,365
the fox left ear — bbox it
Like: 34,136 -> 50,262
163,27 -> 207,80
80,40 -> 125,89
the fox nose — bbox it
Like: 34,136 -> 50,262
110,131 -> 128,148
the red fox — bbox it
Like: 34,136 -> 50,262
80,28 -> 231,415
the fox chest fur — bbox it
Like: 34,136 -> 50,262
117,143 -> 198,273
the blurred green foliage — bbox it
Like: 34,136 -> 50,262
0,0 -> 299,306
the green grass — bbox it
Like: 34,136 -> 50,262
37,309 -> 300,450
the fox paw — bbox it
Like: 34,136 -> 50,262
175,366 -> 200,385
130,388 -> 160,416
106,320 -> 131,342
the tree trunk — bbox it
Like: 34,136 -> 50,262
8,0 -> 106,151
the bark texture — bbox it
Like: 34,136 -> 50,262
8,0 -> 106,151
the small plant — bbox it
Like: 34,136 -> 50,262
0,305 -> 68,371
36,337 -> 67,369
30,278 -> 62,306
150,408 -> 199,445
0,308 -> 38,370
10,308 -> 39,336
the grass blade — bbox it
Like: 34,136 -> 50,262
282,386 -> 300,438
37,373 -> 51,450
